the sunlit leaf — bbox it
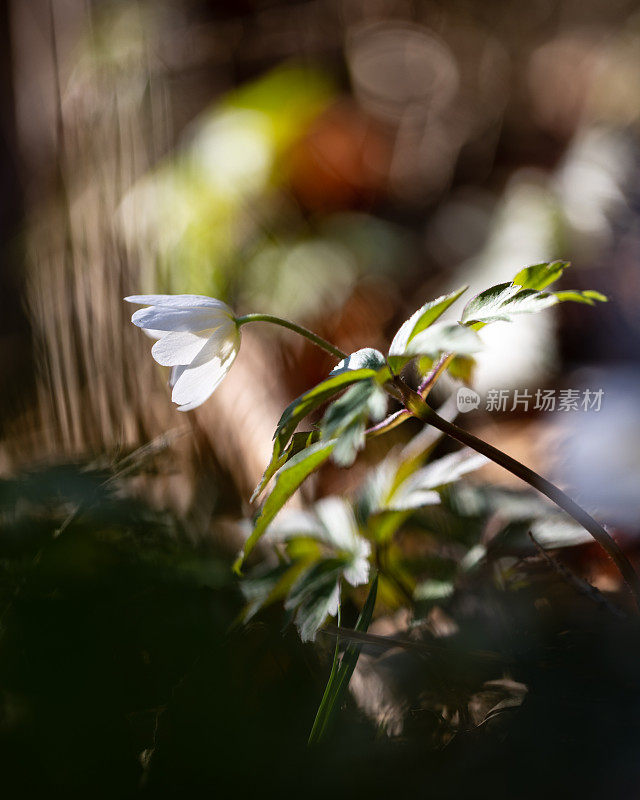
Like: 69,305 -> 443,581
367,509 -> 412,544
259,351 -> 393,498
275,368 -> 382,444
389,286 -> 468,356
330,347 -> 386,375
512,260 -> 568,290
390,321 -> 482,368
236,440 -> 336,569
240,562 -> 298,621
267,497 -> 371,588
285,558 -> 343,641
554,289 -> 608,305
385,450 -> 488,511
417,353 -> 476,386
356,400 -> 458,541
461,262 -> 607,328
363,447 -> 485,517
320,381 -> 387,466
261,368 -> 379,491
447,354 -> 476,384
461,282 -> 557,327
251,430 -> 318,502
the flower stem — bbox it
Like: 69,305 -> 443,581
236,313 -> 347,360
397,379 -> 640,614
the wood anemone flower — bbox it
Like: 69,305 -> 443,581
125,294 -> 241,411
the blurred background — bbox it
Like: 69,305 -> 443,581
2,0 -> 640,795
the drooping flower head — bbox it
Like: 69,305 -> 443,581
125,294 -> 240,411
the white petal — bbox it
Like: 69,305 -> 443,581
169,365 -> 185,387
200,317 -> 239,358
143,328 -> 166,341
172,355 -> 234,410
151,329 -> 213,367
171,324 -> 240,410
125,294 -> 232,311
131,305 -> 229,333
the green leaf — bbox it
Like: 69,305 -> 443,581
554,289 -> 607,305
417,353 -> 476,386
330,420 -> 366,467
512,260 -> 568,290
389,286 -> 468,356
357,407 -> 454,542
308,574 -> 378,744
270,350 -> 392,456
251,430 -> 318,502
240,562 -> 299,622
236,440 -> 336,570
255,350 -> 393,509
461,262 -> 607,328
285,558 -> 344,641
330,347 -> 387,374
266,496 -> 371,588
461,282 -> 558,327
320,381 -> 387,467
259,368 -> 380,500
385,450 -> 488,511
447,354 -> 476,384
390,321 -> 482,369
367,509 -> 412,544
321,382 -> 388,437
275,368 -> 381,445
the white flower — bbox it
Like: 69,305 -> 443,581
125,294 -> 240,411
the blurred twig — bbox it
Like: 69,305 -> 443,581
54,427 -> 188,537
322,624 -> 502,662
528,531 -> 627,619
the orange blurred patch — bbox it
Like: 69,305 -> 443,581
286,101 -> 392,212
